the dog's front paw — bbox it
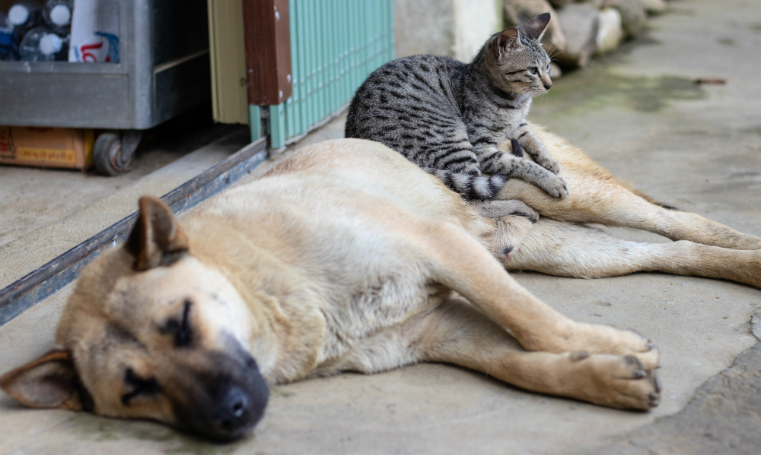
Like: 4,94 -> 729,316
565,353 -> 661,410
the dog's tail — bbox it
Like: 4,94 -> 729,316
425,168 -> 508,200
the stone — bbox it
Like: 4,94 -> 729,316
642,0 -> 667,15
579,0 -> 606,8
554,4 -> 600,68
595,7 -> 624,55
546,0 -> 570,8
503,0 -> 567,53
604,0 -> 647,39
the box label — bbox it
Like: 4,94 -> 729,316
16,147 -> 78,164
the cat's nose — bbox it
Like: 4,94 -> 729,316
543,82 -> 552,90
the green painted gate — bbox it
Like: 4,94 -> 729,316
255,0 -> 395,148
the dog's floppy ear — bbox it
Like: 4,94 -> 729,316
125,196 -> 189,271
519,13 -> 551,42
0,350 -> 88,410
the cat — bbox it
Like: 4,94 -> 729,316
345,13 -> 568,203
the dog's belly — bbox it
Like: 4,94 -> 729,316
260,192 -> 451,376
309,276 -> 447,377
302,219 -> 448,374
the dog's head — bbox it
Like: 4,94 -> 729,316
0,197 -> 269,441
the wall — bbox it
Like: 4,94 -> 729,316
394,0 -> 500,62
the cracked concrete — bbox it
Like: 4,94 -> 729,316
0,0 -> 760,453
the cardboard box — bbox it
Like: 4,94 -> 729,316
0,127 -> 94,170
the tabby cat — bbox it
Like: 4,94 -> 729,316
345,13 -> 568,201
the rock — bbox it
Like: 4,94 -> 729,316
641,0 -> 667,15
554,4 -> 600,68
595,8 -> 624,55
546,0 -> 570,8
604,0 -> 647,39
579,0 -> 606,8
549,62 -> 562,79
503,0 -> 567,53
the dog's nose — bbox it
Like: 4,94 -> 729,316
213,385 -> 251,436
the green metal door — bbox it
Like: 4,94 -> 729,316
262,0 -> 395,148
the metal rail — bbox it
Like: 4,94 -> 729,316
0,137 -> 268,326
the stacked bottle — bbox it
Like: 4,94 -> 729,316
1,0 -> 72,61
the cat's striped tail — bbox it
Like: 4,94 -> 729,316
425,168 -> 508,200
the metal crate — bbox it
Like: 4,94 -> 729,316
0,0 -> 210,130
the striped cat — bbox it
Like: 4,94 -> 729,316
345,13 -> 568,202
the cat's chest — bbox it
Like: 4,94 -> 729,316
466,103 -> 529,135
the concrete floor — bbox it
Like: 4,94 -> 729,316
1,0 -> 761,453
0,115 -> 249,291
0,107 -> 247,249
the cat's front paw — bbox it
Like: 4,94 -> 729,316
539,174 -> 569,199
537,155 -> 562,175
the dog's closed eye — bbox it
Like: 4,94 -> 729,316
121,368 -> 162,405
161,299 -> 193,348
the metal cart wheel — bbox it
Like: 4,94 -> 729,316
93,130 -> 142,176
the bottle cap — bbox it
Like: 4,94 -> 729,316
40,33 -> 63,55
8,5 -> 30,26
49,4 -> 71,27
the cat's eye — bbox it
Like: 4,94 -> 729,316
529,66 -> 539,75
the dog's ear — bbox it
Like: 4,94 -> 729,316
0,350 -> 87,410
125,196 -> 189,271
519,13 -> 551,42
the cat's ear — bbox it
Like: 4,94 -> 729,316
496,28 -> 522,58
519,13 -> 551,42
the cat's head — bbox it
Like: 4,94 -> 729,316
484,13 -> 553,99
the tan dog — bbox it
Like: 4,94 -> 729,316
2,133 -> 759,440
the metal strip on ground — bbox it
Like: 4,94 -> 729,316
0,138 -> 268,326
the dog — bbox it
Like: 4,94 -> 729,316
2,130 -> 759,441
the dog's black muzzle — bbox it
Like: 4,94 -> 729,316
171,343 -> 269,441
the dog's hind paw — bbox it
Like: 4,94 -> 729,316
523,322 -> 661,371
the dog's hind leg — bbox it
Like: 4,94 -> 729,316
410,298 -> 660,410
421,222 -> 659,369
502,219 -> 761,288
498,127 -> 761,250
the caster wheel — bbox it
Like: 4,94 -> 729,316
93,131 -> 138,176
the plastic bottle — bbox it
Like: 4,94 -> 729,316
43,0 -> 72,35
7,1 -> 44,36
18,25 -> 68,61
0,13 -> 18,61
